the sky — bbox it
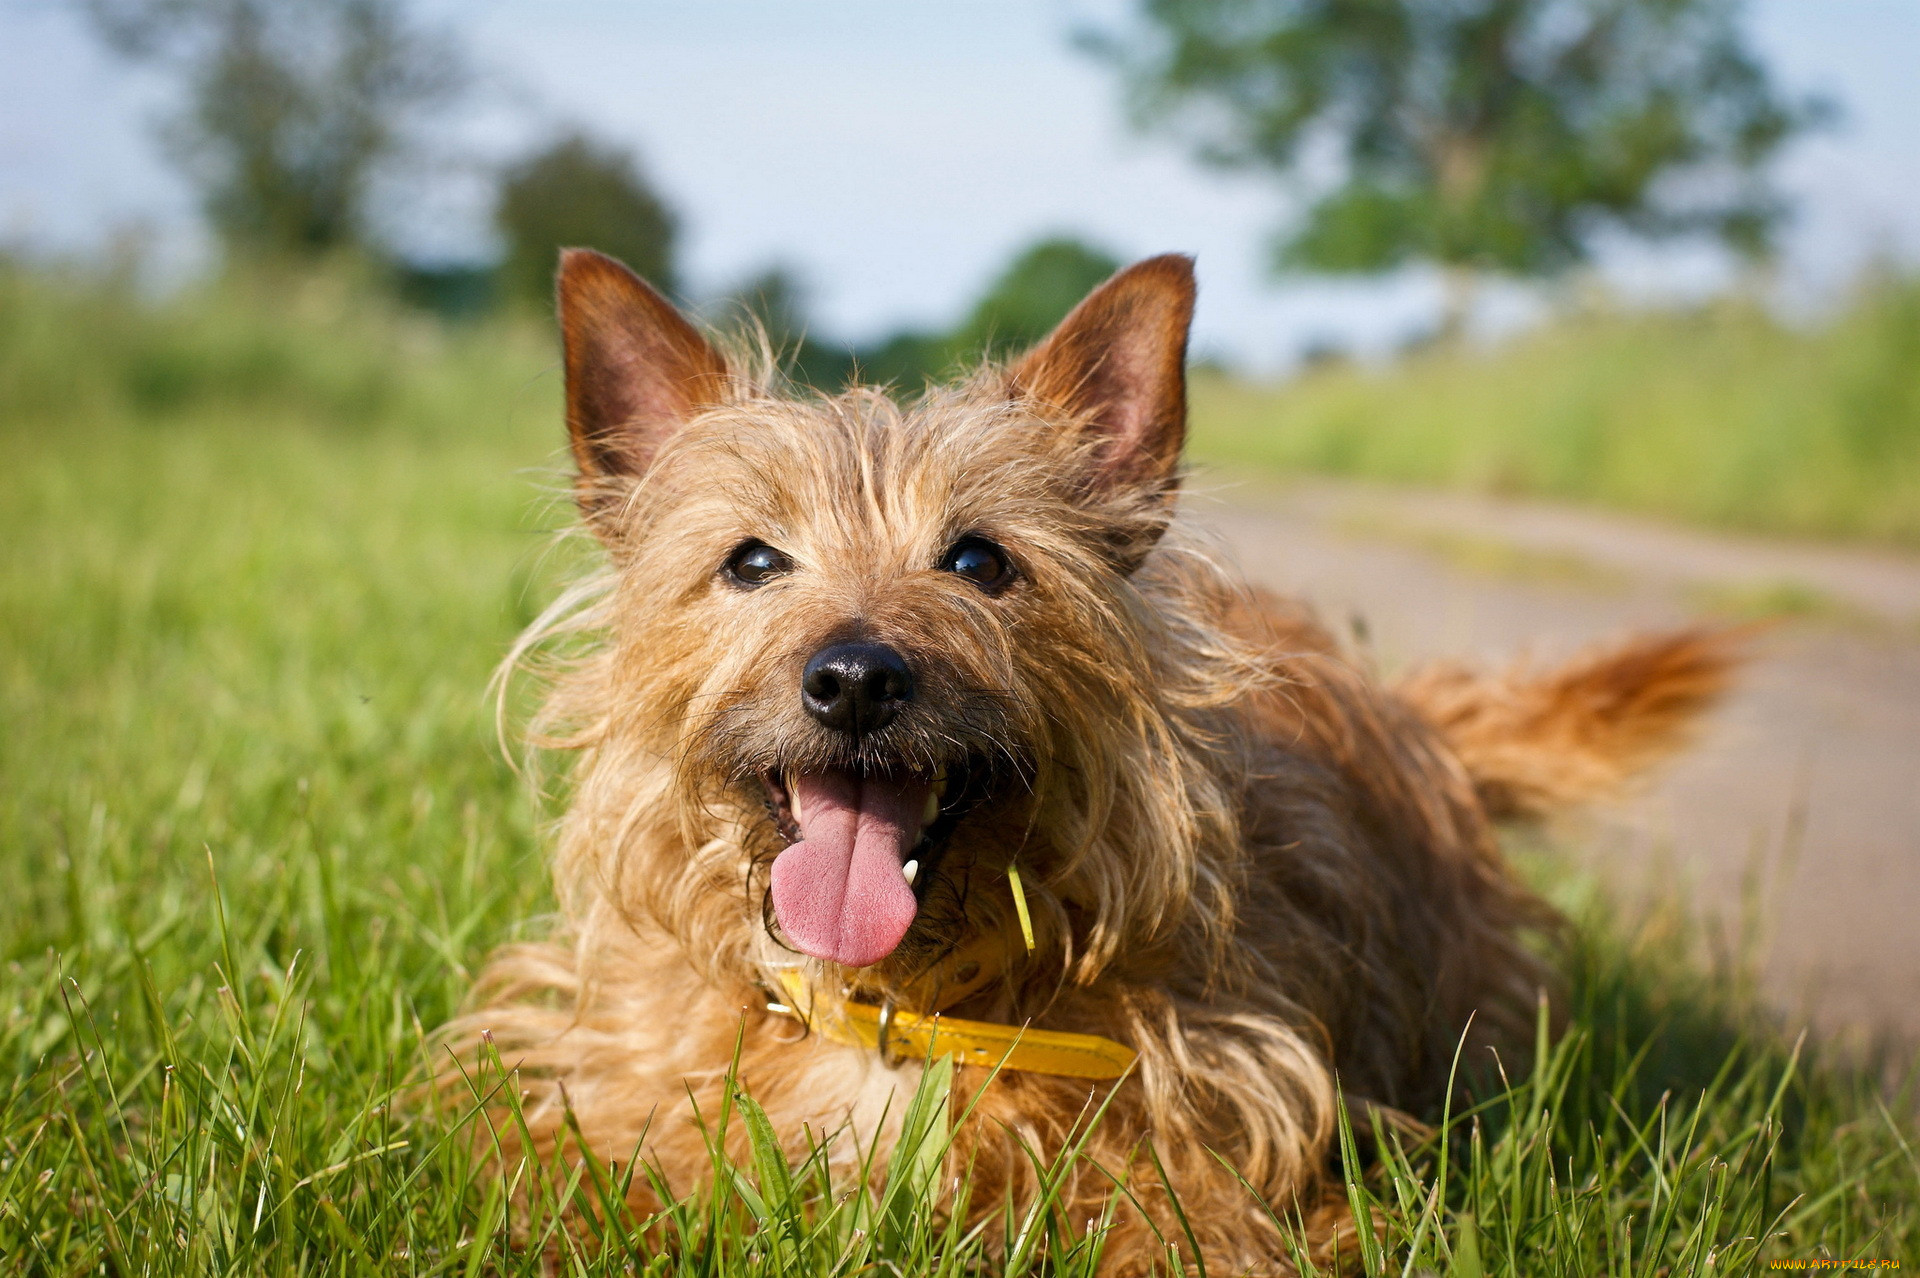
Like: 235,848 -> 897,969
2,0 -> 1918,370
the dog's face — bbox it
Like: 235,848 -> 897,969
555,251 -> 1197,972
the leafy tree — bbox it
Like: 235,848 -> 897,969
1090,0 -> 1824,331
858,235 -> 1124,390
495,131 -> 679,307
851,330 -> 957,394
83,0 -> 465,258
721,265 -> 809,348
952,236 -> 1124,357
716,265 -> 854,388
702,236 -> 1125,395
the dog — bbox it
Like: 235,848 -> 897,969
444,248 -> 1735,1273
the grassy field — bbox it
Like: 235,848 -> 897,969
1191,273 -> 1920,547
2,262 -> 1916,1274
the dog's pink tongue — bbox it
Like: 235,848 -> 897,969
770,771 -> 928,968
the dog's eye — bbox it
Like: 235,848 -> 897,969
939,536 -> 1014,594
724,541 -> 793,588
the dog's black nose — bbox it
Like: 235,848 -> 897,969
801,642 -> 914,736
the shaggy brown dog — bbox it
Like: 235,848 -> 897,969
446,249 -> 1734,1273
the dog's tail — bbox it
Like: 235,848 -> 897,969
1397,627 -> 1745,821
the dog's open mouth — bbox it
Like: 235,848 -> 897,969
762,765 -> 967,967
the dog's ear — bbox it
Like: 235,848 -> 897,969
1010,253 -> 1195,515
558,248 -> 729,528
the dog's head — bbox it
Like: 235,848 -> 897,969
551,249 -> 1242,978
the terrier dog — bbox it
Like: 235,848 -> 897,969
447,249 -> 1733,1272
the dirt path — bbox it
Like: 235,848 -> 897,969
1187,476 -> 1920,1043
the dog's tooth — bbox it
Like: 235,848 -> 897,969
922,792 -> 940,825
902,859 -> 919,886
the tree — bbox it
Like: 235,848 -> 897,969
858,235 -> 1124,391
495,132 -> 679,307
720,265 -> 808,348
83,0 -> 465,259
1090,0 -> 1824,332
952,236 -> 1124,358
715,265 -> 854,389
694,235 -> 1125,396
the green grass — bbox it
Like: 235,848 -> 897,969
1,261 -> 1916,1274
1190,272 -> 1920,547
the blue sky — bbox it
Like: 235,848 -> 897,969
2,0 -> 1917,368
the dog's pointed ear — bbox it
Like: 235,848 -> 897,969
558,248 -> 728,527
1010,254 -> 1195,505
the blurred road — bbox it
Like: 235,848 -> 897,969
1190,476 -> 1920,1044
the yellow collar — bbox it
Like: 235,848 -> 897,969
764,938 -> 1138,1082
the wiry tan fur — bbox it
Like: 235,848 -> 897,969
1396,628 -> 1744,821
439,251 -> 1735,1275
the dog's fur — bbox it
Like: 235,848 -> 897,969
443,250 -> 1735,1273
